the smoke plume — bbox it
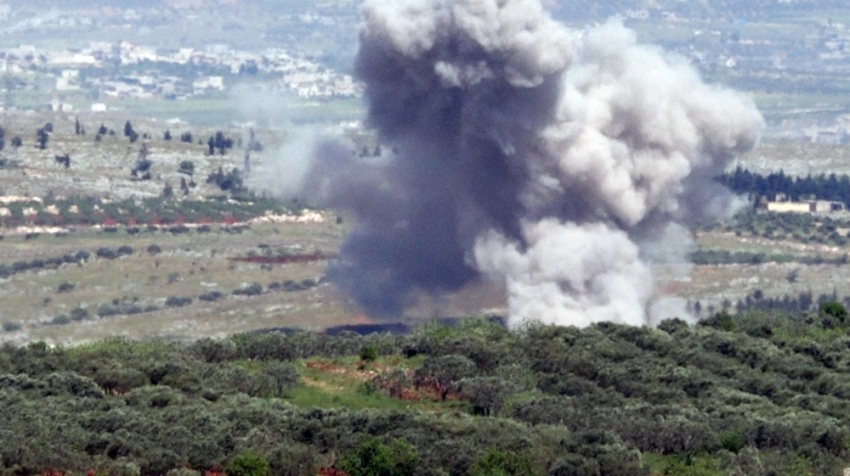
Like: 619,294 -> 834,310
309,0 -> 764,327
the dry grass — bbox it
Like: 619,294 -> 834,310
735,142 -> 850,177
0,221 -> 351,345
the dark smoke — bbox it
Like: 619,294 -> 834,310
305,0 -> 764,327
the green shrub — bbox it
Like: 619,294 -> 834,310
359,345 -> 378,362
165,469 -> 200,476
96,247 -> 118,259
51,315 -> 71,326
339,437 -> 418,476
225,451 -> 271,476
820,301 -> 848,324
199,291 -> 224,302
165,296 -> 192,307
179,160 -> 195,175
469,450 -> 538,476
720,431 -> 744,454
2,321 -> 22,332
700,311 -> 735,332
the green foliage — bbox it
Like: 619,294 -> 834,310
456,377 -> 517,416
51,314 -> 71,326
469,450 -> 538,476
820,301 -> 848,323
165,296 -> 193,307
720,431 -> 744,454
199,291 -> 224,302
3,316 -> 850,475
226,451 -> 271,476
654,453 -> 720,476
233,283 -> 263,296
359,345 -> 377,362
415,354 -> 477,400
339,437 -> 418,476
179,160 -> 195,174
699,311 -> 735,331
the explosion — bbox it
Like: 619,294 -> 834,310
304,0 -> 764,327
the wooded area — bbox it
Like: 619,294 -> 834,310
720,167 -> 850,206
2,313 -> 850,476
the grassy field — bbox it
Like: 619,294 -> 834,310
0,220 -> 352,345
734,142 -> 850,177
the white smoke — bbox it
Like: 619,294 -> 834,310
232,84 -> 328,200
475,219 -> 652,327
249,126 -> 323,200
304,0 -> 764,327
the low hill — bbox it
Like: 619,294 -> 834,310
2,313 -> 850,475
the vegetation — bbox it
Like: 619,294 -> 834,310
0,194 -> 302,229
3,315 -> 850,475
720,167 -> 850,208
707,207 -> 850,248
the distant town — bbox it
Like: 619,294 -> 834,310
0,39 -> 360,112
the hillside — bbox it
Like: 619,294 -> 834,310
3,314 -> 850,475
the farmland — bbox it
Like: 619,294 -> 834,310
6,109 -> 850,344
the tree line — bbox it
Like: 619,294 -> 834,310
719,166 -> 850,206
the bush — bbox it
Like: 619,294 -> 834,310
96,247 -> 118,259
165,469 -> 200,476
147,244 -> 162,255
820,301 -> 848,324
339,437 -> 418,476
360,345 -> 378,362
282,280 -> 305,292
51,315 -> 71,326
233,283 -> 263,296
179,160 -> 195,175
469,450 -> 537,476
226,451 -> 271,476
12,261 -> 30,272
165,296 -> 192,308
2,321 -> 22,332
198,291 -> 223,302
57,282 -> 75,293
117,245 -> 134,256
69,308 -> 89,321
699,311 -> 735,331
721,431 -> 745,454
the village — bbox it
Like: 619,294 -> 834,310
0,39 -> 360,113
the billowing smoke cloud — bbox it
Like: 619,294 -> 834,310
308,0 -> 764,327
